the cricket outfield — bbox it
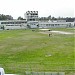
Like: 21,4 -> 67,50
0,28 -> 74,75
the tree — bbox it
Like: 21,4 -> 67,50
1,26 -> 5,30
48,15 -> 51,20
66,17 -> 74,22
17,16 -> 24,20
27,24 -> 31,29
51,17 -> 57,20
0,14 -> 13,20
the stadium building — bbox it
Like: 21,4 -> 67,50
0,20 -> 27,30
0,11 -> 74,30
24,11 -> 39,28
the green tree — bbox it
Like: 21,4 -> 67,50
48,15 -> 51,20
17,16 -> 24,20
0,14 -> 13,20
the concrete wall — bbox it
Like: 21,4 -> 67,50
0,20 -> 27,30
4,24 -> 27,30
25,72 -> 65,75
39,21 -> 74,28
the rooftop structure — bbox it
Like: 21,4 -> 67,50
24,11 -> 39,28
25,11 -> 38,21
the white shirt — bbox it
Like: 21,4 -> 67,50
0,68 -> 5,75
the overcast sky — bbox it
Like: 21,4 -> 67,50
0,0 -> 75,19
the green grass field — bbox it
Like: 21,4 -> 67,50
0,28 -> 74,75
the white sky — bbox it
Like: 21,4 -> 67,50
0,0 -> 75,19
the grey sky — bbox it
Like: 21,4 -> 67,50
0,0 -> 74,19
